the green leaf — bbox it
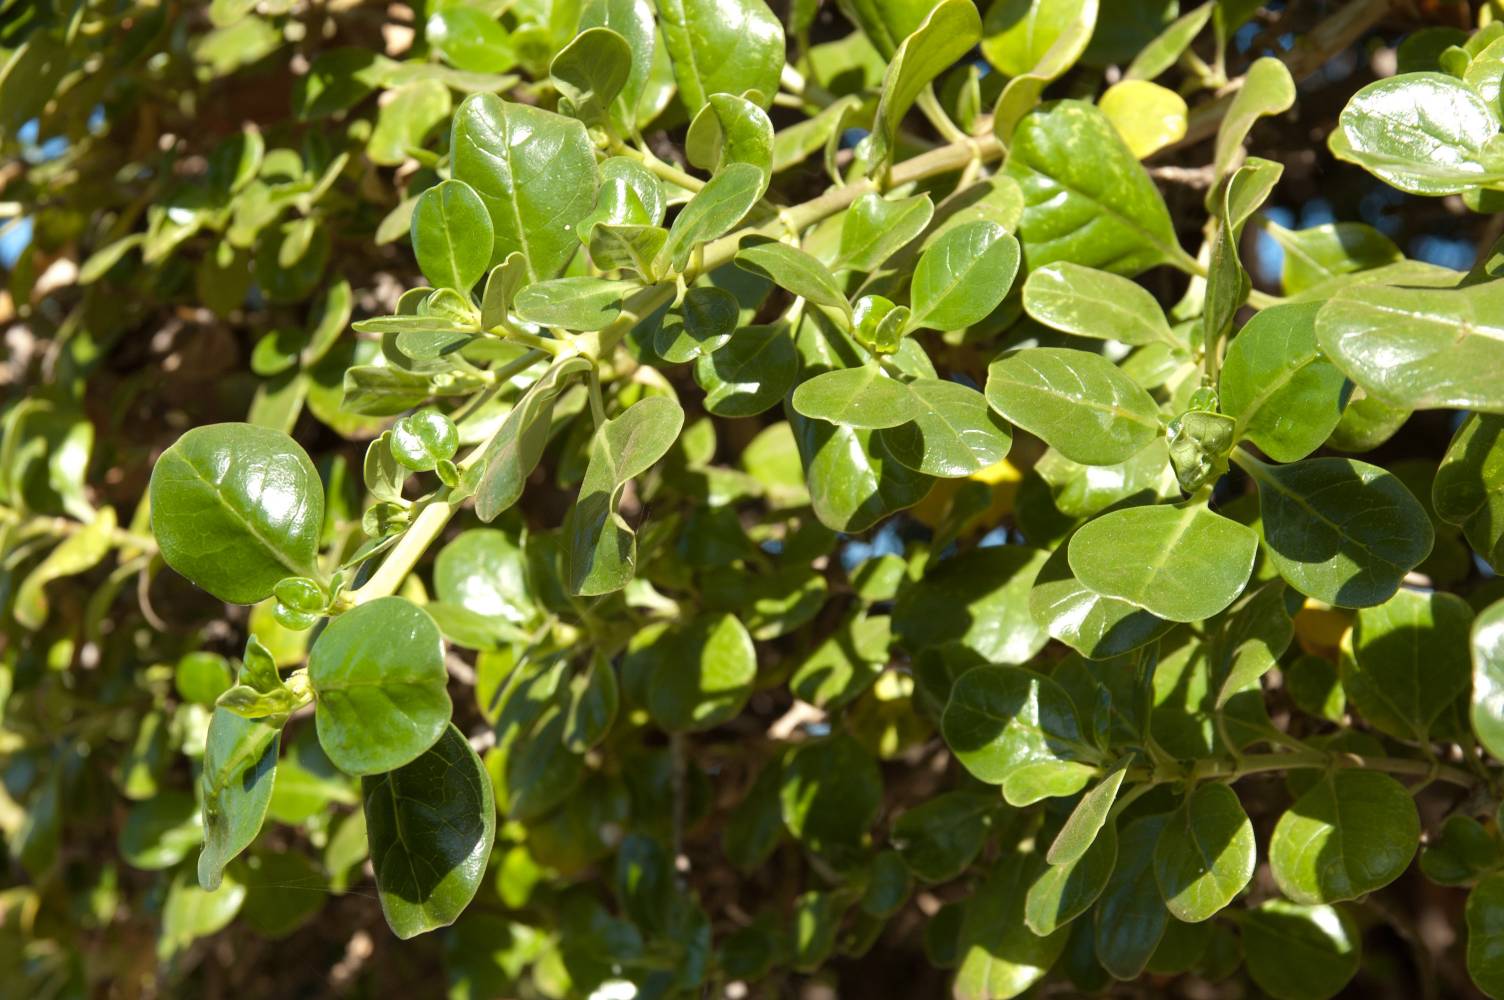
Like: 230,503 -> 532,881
514,276 -> 636,331
735,239 -> 850,317
13,505 -> 116,630
308,596 -> 451,776
1220,301 -> 1347,463
834,0 -> 934,59
363,723 -> 496,939
694,323 -> 798,417
1025,816 -> 1116,936
1004,100 -> 1182,275
579,0 -> 657,133
908,221 -> 1019,333
368,78 -> 451,167
985,348 -> 1160,466
1239,453 -> 1435,608
839,191 -> 934,272
954,848 -> 1071,999
198,709 -> 281,890
563,656 -> 619,752
1048,764 -> 1127,866
121,792 -> 202,871
791,365 -> 918,429
982,0 -> 1097,77
794,416 -> 932,532
390,408 -> 458,471
474,357 -> 592,521
1125,2 -> 1212,81
894,545 -> 1051,665
450,94 -> 596,282
1276,769 -> 1421,907
1342,588 -> 1473,742
655,0 -> 783,112
1469,872 -> 1504,997
989,0 -> 1100,142
1330,72 -> 1504,195
149,423 -> 324,605
1098,78 -> 1187,158
1153,783 -> 1255,922
1265,220 -> 1402,296
1316,280 -> 1504,412
1241,901 -> 1362,1000
1094,813 -> 1170,980
1421,815 -> 1504,887
645,612 -> 756,731
159,867 -> 245,961
867,0 -> 982,169
1472,599 -> 1504,761
666,162 -> 765,271
412,180 -> 492,294
550,27 -> 632,128
1022,262 -> 1176,346
891,791 -> 997,883
565,396 -> 686,595
1435,414 -> 1504,570
427,6 -> 515,73
1030,537 -> 1175,661
434,529 -> 534,625
686,93 -> 774,191
780,733 -> 883,853
1212,57 -> 1295,180
878,378 -> 1013,478
655,286 -> 739,363
942,665 -> 1100,806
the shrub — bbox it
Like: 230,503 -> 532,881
6,0 -> 1504,997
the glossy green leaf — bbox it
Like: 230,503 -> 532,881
450,94 -> 596,281
694,323 -> 798,417
989,0 -> 1100,142
149,423 -> 324,605
908,221 -> 1018,333
1030,537 -> 1175,661
1048,764 -> 1126,866
646,612 -> 757,731
514,277 -> 636,331
1220,301 -> 1347,462
1472,599 -> 1504,761
954,848 -> 1071,999
839,191 -> 934,272
197,709 -> 280,891
363,724 -> 495,939
1468,872 -> 1504,998
427,7 -> 515,74
655,286 -> 739,362
894,545 -> 1051,665
1025,817 -> 1116,936
565,395 -> 685,595
1239,454 -> 1435,608
1098,79 -> 1187,158
550,27 -> 632,128
879,378 -> 1013,478
686,93 -> 774,192
1004,100 -> 1181,275
655,0 -> 782,111
1213,57 -> 1295,180
1094,813 -> 1170,981
1265,220 -> 1403,296
891,791 -> 996,883
474,357 -> 592,521
1022,262 -> 1176,346
735,239 -> 850,316
1153,783 -> 1255,922
780,733 -> 883,853
412,179 -> 491,294
791,365 -> 918,429
1343,588 -> 1472,741
982,0 -> 1096,77
1435,414 -> 1504,570
1330,73 -> 1504,195
986,347 -> 1160,466
942,665 -> 1100,806
434,529 -> 534,625
867,0 -> 981,169
1241,900 -> 1362,1000
1316,280 -> 1504,412
1271,769 -> 1420,905
1126,2 -> 1212,80
666,162 -> 765,271
308,596 -> 451,776
579,0 -> 657,132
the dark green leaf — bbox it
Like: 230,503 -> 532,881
1153,783 -> 1255,922
1269,770 -> 1420,904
